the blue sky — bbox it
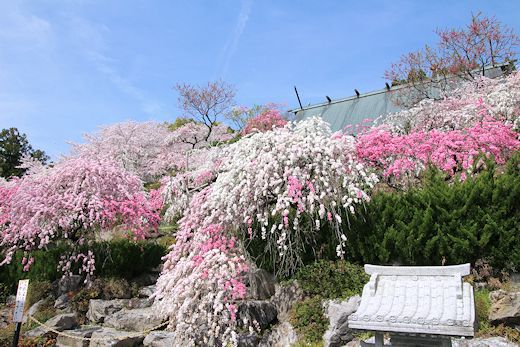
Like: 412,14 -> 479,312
1,1 -> 519,158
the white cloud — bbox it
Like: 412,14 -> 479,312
217,0 -> 253,78
68,16 -> 164,116
0,3 -> 52,49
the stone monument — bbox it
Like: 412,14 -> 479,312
348,264 -> 475,347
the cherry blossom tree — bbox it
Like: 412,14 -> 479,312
175,80 -> 235,141
386,13 -> 519,107
154,117 -> 378,345
71,121 -> 181,182
241,107 -> 288,135
0,157 -> 160,278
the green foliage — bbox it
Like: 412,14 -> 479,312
0,283 -> 9,304
0,127 -> 48,178
156,235 -> 176,249
0,239 -> 167,294
295,260 -> 368,299
144,181 -> 161,191
290,296 -> 327,345
166,117 -> 195,131
477,323 -> 520,343
0,298 -> 57,347
345,155 -> 520,272
474,288 -> 491,328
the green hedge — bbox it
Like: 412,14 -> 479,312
345,154 -> 520,272
0,239 -> 167,294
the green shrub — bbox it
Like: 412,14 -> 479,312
290,296 -> 327,345
0,239 -> 167,294
0,282 -> 9,304
474,288 -> 491,329
345,155 -> 520,272
295,260 -> 368,299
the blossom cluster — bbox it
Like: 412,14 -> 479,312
154,189 -> 248,346
207,117 -> 378,274
161,146 -> 223,222
0,157 -> 160,270
71,121 -> 179,182
380,72 -> 520,133
357,118 -> 520,182
71,121 -> 233,182
242,108 -> 288,135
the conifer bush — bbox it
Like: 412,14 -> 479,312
345,154 -> 520,272
295,260 -> 368,299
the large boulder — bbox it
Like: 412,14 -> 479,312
56,327 -> 102,347
488,290 -> 520,325
88,327 -> 145,347
271,281 -> 304,322
103,307 -> 167,331
248,269 -> 277,300
143,331 -> 177,346
25,313 -> 78,337
323,295 -> 361,347
237,300 -> 278,331
87,298 -> 151,324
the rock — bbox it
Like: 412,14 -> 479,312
138,285 -> 156,298
323,295 -> 361,347
271,281 -> 304,322
22,298 -> 46,323
452,336 -> 517,347
55,293 -> 70,309
143,331 -> 177,346
103,307 -> 166,331
57,275 -> 83,295
87,298 -> 152,323
6,295 -> 16,306
488,290 -> 520,325
0,306 -> 10,329
259,321 -> 297,347
25,313 -> 78,337
56,327 -> 102,347
29,299 -> 46,316
237,300 -> 278,331
88,327 -> 144,347
87,299 -> 128,324
248,269 -> 277,300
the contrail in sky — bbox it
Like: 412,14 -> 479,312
219,0 -> 253,79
